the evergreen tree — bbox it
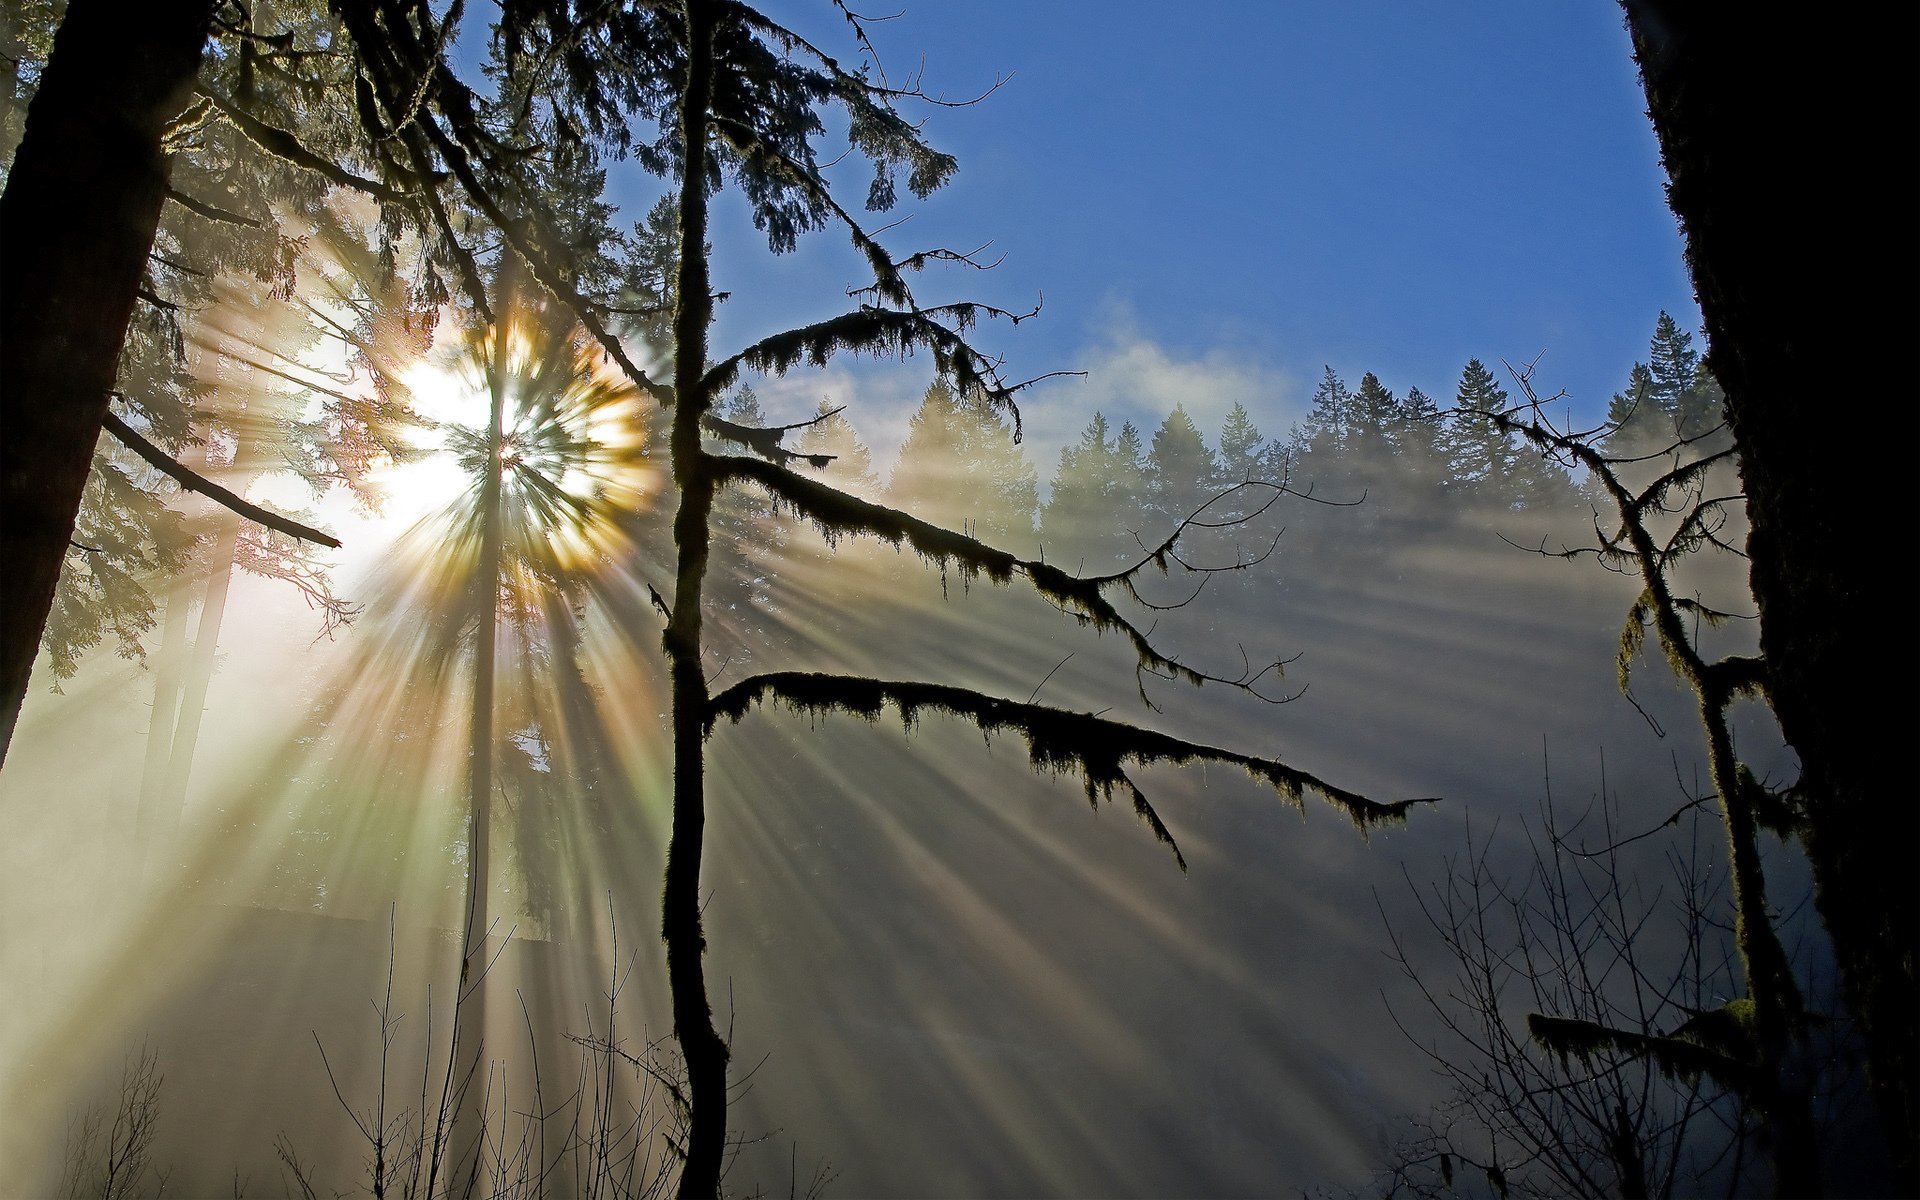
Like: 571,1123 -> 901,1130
1347,371 -> 1403,466
1040,410 -> 1152,573
1296,365 -> 1352,460
889,380 -> 1039,551
1216,401 -> 1266,484
1449,358 -> 1527,507
1145,403 -> 1220,527
795,399 -> 881,496
1395,385 -> 1449,504
1645,310 -> 1697,417
1606,361 -> 1666,454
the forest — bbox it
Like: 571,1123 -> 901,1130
1,3 -> 1912,1198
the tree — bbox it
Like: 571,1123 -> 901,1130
0,0 -> 220,757
1145,403 -> 1220,528
1348,371 -> 1403,467
555,6 -> 1430,1193
1041,410 -> 1144,574
1618,10 -> 1916,1182
1296,365 -> 1353,461
1376,799 -> 1757,1200
1216,401 -> 1266,485
889,380 -> 1038,551
1605,316 -> 1725,456
1487,368 -> 1821,1196
1448,359 -> 1524,506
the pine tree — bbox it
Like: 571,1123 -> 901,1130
795,399 -> 880,495
1395,385 -> 1449,504
1217,401 -> 1266,484
1606,361 -> 1666,454
890,380 -> 1038,551
1348,371 -> 1403,467
1608,313 -> 1723,453
1145,403 -> 1220,527
1449,358 -> 1526,507
1645,310 -> 1697,417
1296,365 -> 1352,460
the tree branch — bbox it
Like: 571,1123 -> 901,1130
706,670 -> 1436,870
102,411 -> 341,547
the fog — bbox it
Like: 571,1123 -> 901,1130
0,430 -> 1812,1196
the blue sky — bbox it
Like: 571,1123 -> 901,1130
633,2 -> 1700,472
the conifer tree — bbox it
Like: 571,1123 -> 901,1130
1296,365 -> 1352,460
795,400 -> 881,495
890,380 -> 1038,551
1348,371 -> 1403,466
1394,385 -> 1449,507
1145,403 -> 1220,528
1042,411 -> 1127,572
1217,401 -> 1266,484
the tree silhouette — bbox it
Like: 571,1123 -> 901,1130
1145,403 -> 1221,530
558,7 -> 1433,1193
1464,364 -> 1821,1195
1041,411 -> 1148,575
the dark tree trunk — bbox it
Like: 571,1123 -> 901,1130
0,0 -> 215,765
1619,5 -> 1918,1188
663,4 -> 728,1196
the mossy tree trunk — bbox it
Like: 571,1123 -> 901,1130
661,3 -> 728,1196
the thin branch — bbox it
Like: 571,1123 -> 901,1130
102,411 -> 341,548
163,185 -> 264,228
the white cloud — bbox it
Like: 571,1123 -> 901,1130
1018,319 -> 1305,492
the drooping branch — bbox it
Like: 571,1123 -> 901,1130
197,84 -> 414,204
704,302 -> 1042,441
709,452 -> 1299,701
102,411 -> 341,548
706,670 -> 1434,871
699,407 -> 841,467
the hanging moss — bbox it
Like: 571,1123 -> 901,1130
706,670 -> 1433,872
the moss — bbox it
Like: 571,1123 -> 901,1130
706,671 -> 1433,872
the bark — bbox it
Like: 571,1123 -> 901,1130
0,0 -> 216,765
663,4 -> 729,1195
1619,4 -> 1918,1187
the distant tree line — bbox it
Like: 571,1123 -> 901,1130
747,315 -> 1718,587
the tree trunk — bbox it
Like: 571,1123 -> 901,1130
0,0 -> 215,766
663,4 -> 728,1195
448,328 -> 508,1190
148,516 -> 241,844
136,576 -> 192,858
1619,4 -> 1918,1187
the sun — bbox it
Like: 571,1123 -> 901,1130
375,317 -> 665,564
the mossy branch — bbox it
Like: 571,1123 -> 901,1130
703,303 -> 1037,439
708,453 -> 1298,702
706,671 -> 1434,871
197,84 -> 413,204
1528,1002 -> 1756,1097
